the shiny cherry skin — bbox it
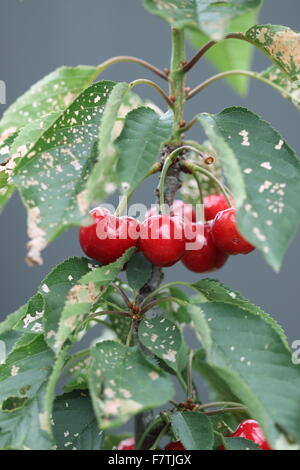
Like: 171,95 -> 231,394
145,200 -> 196,223
230,420 -> 271,450
212,208 -> 255,255
165,441 -> 185,450
182,222 -> 228,273
117,438 -> 135,450
139,214 -> 186,267
204,194 -> 234,221
79,209 -> 140,265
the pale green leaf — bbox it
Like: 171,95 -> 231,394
261,65 -> 300,110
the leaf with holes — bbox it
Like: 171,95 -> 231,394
188,9 -> 259,95
0,334 -> 55,450
53,391 -> 102,450
0,131 -> 19,210
13,81 -> 116,265
39,257 -> 96,352
170,412 -> 214,450
197,107 -> 300,271
116,107 -> 173,194
144,0 -> 263,40
188,279 -> 300,449
138,316 -> 187,373
261,66 -> 300,110
126,252 -> 152,292
88,341 -> 174,429
246,25 -> 300,80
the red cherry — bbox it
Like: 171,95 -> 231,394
145,200 -> 196,223
117,438 -> 135,450
212,208 -> 255,255
230,420 -> 271,450
139,215 -> 186,267
79,209 -> 140,265
164,441 -> 185,450
204,194 -> 234,221
181,222 -> 228,273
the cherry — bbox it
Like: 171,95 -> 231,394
139,214 -> 186,267
164,441 -> 185,450
117,438 -> 135,450
212,208 -> 255,255
145,200 -> 196,223
181,222 -> 228,273
229,419 -> 271,450
79,208 -> 140,265
204,194 -> 234,221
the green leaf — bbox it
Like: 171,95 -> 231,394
0,131 -> 19,211
87,82 -> 130,203
246,25 -> 300,80
13,81 -> 116,265
79,247 -> 136,285
223,437 -> 260,450
138,316 -> 187,373
170,411 -> 214,450
116,107 -> 173,194
88,340 -> 174,429
261,65 -> 300,110
188,279 -> 300,448
126,252 -> 152,292
188,9 -> 259,95
143,0 -> 263,40
0,334 -> 55,450
64,356 -> 90,393
197,107 -> 300,271
0,66 -> 98,135
39,257 -> 95,351
53,391 -> 102,450
103,432 -> 132,450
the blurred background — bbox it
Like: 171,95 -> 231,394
0,0 -> 299,348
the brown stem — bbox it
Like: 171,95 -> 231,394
182,32 -> 249,73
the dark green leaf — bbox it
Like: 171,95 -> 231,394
246,25 -> 300,80
144,0 -> 263,40
189,279 -> 300,449
170,411 -> 214,450
13,81 -> 116,265
116,107 -> 173,194
223,437 -> 260,450
198,107 -> 300,271
88,340 -> 174,429
138,316 -> 187,373
53,391 -> 102,450
126,252 -> 152,291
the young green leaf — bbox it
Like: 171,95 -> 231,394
246,25 -> 300,80
197,107 -> 300,271
53,391 -> 102,450
116,107 -> 173,194
88,340 -> 174,429
144,0 -> 263,40
13,81 -> 116,265
188,280 -> 300,449
138,316 -> 187,373
87,82 -> 130,203
170,411 -> 214,450
188,10 -> 259,95
39,257 -> 96,351
126,252 -> 152,292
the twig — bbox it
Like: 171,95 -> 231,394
97,55 -> 168,80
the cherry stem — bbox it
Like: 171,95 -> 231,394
129,79 -> 173,107
111,282 -> 132,308
126,320 -> 135,347
197,401 -> 245,411
149,424 -> 169,450
96,55 -> 168,81
141,295 -> 188,314
182,32 -> 249,73
136,416 -> 163,450
183,160 -> 232,208
191,172 -> 204,223
204,407 -> 246,416
187,350 -> 194,401
140,280 -> 204,308
187,69 -> 290,101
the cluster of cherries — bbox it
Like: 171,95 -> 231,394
116,419 -> 271,451
79,194 -> 255,272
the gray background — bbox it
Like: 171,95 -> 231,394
0,0 -> 299,344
